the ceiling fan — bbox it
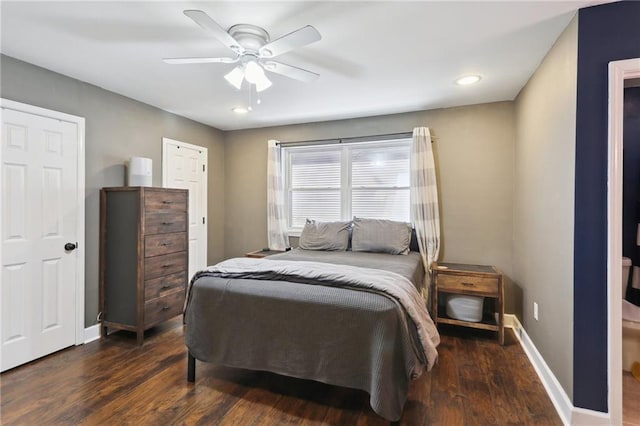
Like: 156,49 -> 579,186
164,10 -> 322,92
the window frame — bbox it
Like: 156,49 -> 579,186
282,138 -> 412,235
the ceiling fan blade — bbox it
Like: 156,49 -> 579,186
163,57 -> 238,64
183,10 -> 241,54
259,25 -> 321,58
264,61 -> 319,83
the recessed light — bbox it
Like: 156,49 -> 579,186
455,75 -> 482,86
232,107 -> 249,114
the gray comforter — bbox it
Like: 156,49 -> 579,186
269,249 -> 427,294
184,249 -> 439,421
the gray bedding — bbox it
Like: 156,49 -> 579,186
269,249 -> 427,294
184,249 -> 439,421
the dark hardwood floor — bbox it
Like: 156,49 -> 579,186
624,371 -> 640,425
1,318 -> 561,425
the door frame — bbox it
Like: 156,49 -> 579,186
607,58 -> 640,425
161,137 -> 208,268
0,98 -> 86,346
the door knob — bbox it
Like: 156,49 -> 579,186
64,242 -> 77,251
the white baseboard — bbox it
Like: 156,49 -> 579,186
504,315 -> 610,426
571,407 -> 610,425
505,315 -> 573,424
83,324 -> 100,344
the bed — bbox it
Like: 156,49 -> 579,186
183,219 -> 440,421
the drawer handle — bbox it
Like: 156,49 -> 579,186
162,222 -> 173,226
162,200 -> 173,204
162,305 -> 170,311
161,285 -> 170,289
162,264 -> 172,268
160,243 -> 168,246
462,282 -> 475,287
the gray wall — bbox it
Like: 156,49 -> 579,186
224,102 -> 519,314
0,55 -> 226,327
513,17 -> 577,399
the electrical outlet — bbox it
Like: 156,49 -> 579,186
534,302 -> 539,321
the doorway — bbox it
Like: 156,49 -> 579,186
1,99 -> 85,371
162,137 -> 208,281
607,58 -> 640,425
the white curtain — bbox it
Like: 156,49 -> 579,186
410,127 -> 440,272
267,139 -> 288,250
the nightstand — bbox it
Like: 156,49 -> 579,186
431,262 -> 504,345
245,249 -> 285,258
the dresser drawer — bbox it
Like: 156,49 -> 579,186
145,232 -> 187,257
145,212 -> 187,235
145,190 -> 187,212
145,251 -> 187,280
437,274 -> 498,294
145,271 -> 186,301
144,290 -> 184,327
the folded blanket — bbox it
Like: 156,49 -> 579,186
187,257 -> 440,370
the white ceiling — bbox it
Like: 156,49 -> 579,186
1,1 -> 607,131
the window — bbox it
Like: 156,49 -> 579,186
283,138 -> 411,232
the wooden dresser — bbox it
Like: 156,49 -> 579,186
99,187 -> 188,344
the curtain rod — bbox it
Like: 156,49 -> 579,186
275,131 -> 417,147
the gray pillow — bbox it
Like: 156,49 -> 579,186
351,217 -> 412,255
299,219 -> 351,251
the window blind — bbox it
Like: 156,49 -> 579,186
284,139 -> 411,230
351,144 -> 410,221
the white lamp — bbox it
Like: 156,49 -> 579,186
128,157 -> 152,187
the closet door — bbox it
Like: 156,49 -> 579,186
162,137 -> 207,279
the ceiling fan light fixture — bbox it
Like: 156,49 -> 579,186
224,65 -> 245,90
244,60 -> 266,84
255,76 -> 272,92
243,59 -> 272,92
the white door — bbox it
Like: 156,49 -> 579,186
162,138 -> 207,280
1,106 -> 82,371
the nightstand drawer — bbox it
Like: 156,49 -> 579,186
145,251 -> 187,280
144,291 -> 184,326
437,274 -> 498,294
145,271 -> 186,301
145,232 -> 187,257
144,190 -> 187,212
